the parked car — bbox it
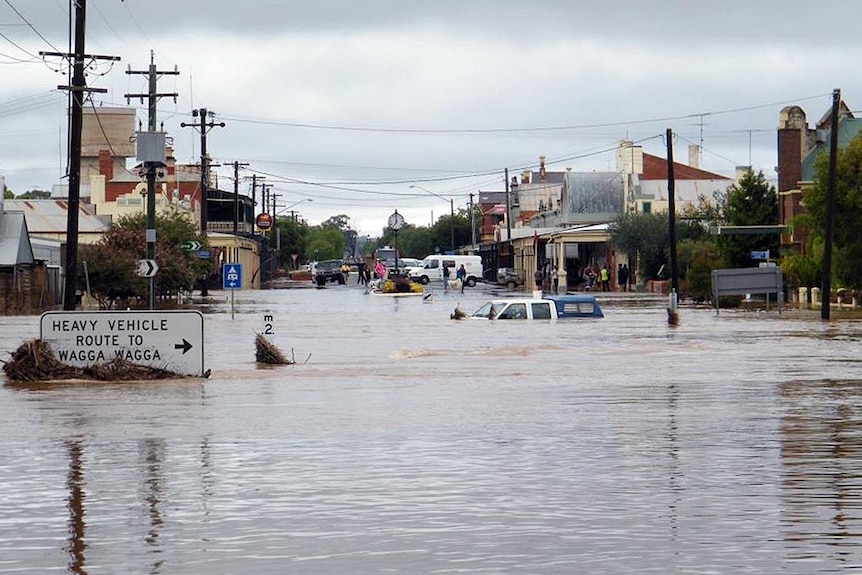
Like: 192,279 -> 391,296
496,267 -> 524,289
312,259 -> 345,286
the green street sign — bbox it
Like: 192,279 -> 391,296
182,240 -> 202,251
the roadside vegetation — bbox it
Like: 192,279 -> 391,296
610,169 -> 779,302
78,212 -> 213,309
611,129 -> 862,303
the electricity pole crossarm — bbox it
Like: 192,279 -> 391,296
124,51 -> 179,132
232,161 -> 250,235
43,0 -> 120,311
125,52 -> 180,310
180,108 -> 225,237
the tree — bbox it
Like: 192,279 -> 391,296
609,211 -> 670,282
374,224 -> 431,259
321,214 -> 351,231
15,189 -> 51,199
273,216 -> 309,269
715,169 -> 779,268
803,132 -> 862,290
677,238 -> 724,302
306,225 -> 344,260
78,212 -> 212,308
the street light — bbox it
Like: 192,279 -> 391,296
410,185 -> 454,252
275,198 -> 313,216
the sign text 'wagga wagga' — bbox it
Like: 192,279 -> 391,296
51,317 -> 170,363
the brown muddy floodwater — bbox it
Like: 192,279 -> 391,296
2,284 -> 862,574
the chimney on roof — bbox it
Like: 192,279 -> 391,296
521,169 -> 530,184
98,149 -> 113,180
539,156 -> 547,182
688,144 -> 700,169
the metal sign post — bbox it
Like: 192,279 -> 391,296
223,263 -> 242,320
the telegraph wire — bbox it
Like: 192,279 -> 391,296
217,94 -> 829,135
2,0 -> 61,54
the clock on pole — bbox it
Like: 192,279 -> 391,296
387,211 -> 405,273
388,210 -> 405,230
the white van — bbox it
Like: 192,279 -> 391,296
409,255 -> 483,287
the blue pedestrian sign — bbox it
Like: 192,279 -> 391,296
223,263 -> 242,289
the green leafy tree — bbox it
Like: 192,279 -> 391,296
715,169 -> 779,268
321,214 -> 351,231
780,213 -> 822,290
677,238 -> 725,302
78,242 -> 144,309
610,211 -> 708,284
306,224 -> 345,260
377,224 -> 434,259
609,211 -> 670,282
78,212 -> 212,308
3,188 -> 12,199
803,132 -> 862,290
273,216 -> 309,269
15,189 -> 51,199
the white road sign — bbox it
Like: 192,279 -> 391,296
138,259 -> 159,277
40,310 -> 206,377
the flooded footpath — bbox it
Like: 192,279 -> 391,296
1,285 -> 862,574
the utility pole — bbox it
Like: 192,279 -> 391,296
667,128 -> 680,326
270,193 -> 281,284
822,88 -> 841,320
666,128 -> 678,296
181,108 -> 224,238
181,108 -> 224,296
125,51 -> 178,310
469,192 -> 476,247
251,174 -> 258,217
41,0 -> 119,310
504,168 -> 512,244
231,161 -> 249,235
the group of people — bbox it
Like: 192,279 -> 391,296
533,262 -> 632,292
442,264 -> 467,293
578,263 -> 631,292
353,260 -> 388,286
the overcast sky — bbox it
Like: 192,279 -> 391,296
0,1 -> 858,236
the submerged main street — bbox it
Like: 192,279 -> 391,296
1,285 -> 861,574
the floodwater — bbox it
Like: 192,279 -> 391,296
2,283 -> 862,574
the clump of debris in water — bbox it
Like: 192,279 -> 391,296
2,339 -> 192,382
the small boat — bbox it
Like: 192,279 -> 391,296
468,294 -> 604,320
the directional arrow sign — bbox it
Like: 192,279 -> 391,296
182,240 -> 202,252
40,310 -> 206,377
138,259 -> 159,278
174,338 -> 193,354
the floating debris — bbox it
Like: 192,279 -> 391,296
2,339 -> 188,382
450,305 -> 467,320
255,333 -> 295,365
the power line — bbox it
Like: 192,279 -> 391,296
217,94 -> 829,135
2,0 -> 61,54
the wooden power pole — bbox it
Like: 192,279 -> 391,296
41,0 -> 118,310
125,51 -> 178,310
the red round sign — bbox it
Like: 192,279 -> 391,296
256,213 -> 273,230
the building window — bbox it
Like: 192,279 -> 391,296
642,201 -> 651,213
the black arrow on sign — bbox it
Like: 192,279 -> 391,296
174,339 -> 193,354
